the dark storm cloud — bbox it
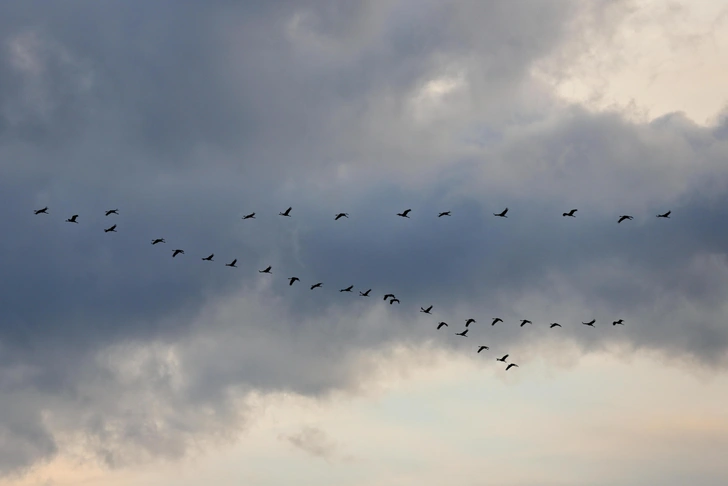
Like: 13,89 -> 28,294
2,0 -> 726,476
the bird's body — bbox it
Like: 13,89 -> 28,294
438,211 -> 451,217
396,209 -> 412,218
34,207 -> 49,215
226,259 -> 237,268
491,317 -> 503,326
279,207 -> 292,217
105,209 -> 119,216
494,208 -> 508,218
455,329 -> 469,337
563,209 -> 577,217
288,277 -> 300,286
151,238 -> 165,245
335,213 -> 349,220
383,293 -> 395,301
582,319 -> 596,327
437,322 -> 448,330
505,363 -> 518,371
243,213 -> 256,219
477,346 -> 489,353
613,319 -> 625,326
172,249 -> 184,257
389,298 -> 400,305
465,318 -> 476,327
340,285 -> 354,292
420,305 -> 433,314
202,254 -> 214,261
550,323 -> 562,328
496,354 -> 509,362
104,224 -> 117,233
259,266 -> 272,274
66,214 -> 79,223
618,215 -> 634,223
520,319 -> 532,327
657,211 -> 671,218
359,289 -> 371,296
310,282 -> 323,290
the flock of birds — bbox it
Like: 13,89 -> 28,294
32,205 -> 672,371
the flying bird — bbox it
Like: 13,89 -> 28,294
582,319 -> 596,327
359,289 -> 371,296
455,329 -> 469,337
494,208 -> 508,218
519,319 -> 532,327
66,214 -> 79,223
496,354 -> 509,362
225,259 -> 237,268
279,207 -> 292,217
340,285 -> 354,292
310,282 -> 323,290
657,211 -> 671,218
242,213 -> 256,219
438,211 -> 451,217
563,209 -> 577,217
383,293 -> 395,301
202,254 -> 214,261
550,323 -> 562,328
259,266 -> 272,274
288,277 -> 300,286
396,209 -> 412,218
105,209 -> 119,216
491,317 -> 503,326
420,305 -> 433,314
151,238 -> 165,245
505,363 -> 519,371
437,322 -> 448,330
104,224 -> 117,233
618,215 -> 634,223
477,346 -> 489,353
34,207 -> 49,215
335,213 -> 349,220
389,298 -> 400,305
465,318 -> 477,327
613,319 -> 625,326
172,249 -> 184,257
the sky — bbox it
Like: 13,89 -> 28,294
0,0 -> 728,485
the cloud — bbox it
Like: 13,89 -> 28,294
281,426 -> 340,461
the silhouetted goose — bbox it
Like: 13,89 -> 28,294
505,363 -> 519,371
202,254 -> 214,261
491,317 -> 503,326
496,354 -> 509,362
279,207 -> 292,217
335,213 -> 349,220
151,238 -> 165,245
259,266 -> 272,274
437,322 -> 448,330
310,282 -> 323,290
477,346 -> 489,353
288,277 -> 300,286
549,323 -> 562,328
383,293 -> 395,301
105,209 -> 119,216
582,319 -> 596,327
226,259 -> 237,268
104,224 -> 117,233
172,249 -> 184,257
340,285 -> 354,292
617,215 -> 633,223
34,206 -> 49,215
563,209 -> 577,217
438,211 -> 451,217
520,319 -> 532,327
465,318 -> 476,327
243,213 -> 256,219
493,208 -> 508,218
396,209 -> 412,218
389,298 -> 400,305
657,211 -> 671,218
66,214 -> 79,223
455,329 -> 469,337
359,289 -> 371,296
613,319 -> 625,326
420,305 -> 433,314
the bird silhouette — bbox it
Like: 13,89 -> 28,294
550,323 -> 562,328
335,213 -> 349,220
491,317 -> 503,326
420,305 -> 433,314
259,266 -> 272,274
340,285 -> 354,292
465,318 -> 477,327
613,319 -> 625,326
104,224 -> 117,233
279,207 -> 292,217
34,207 -> 49,215
396,209 -> 412,218
202,254 -> 214,261
477,346 -> 489,353
563,209 -> 577,217
389,298 -> 400,305
494,208 -> 508,218
505,363 -> 519,371
225,259 -> 237,268
618,215 -> 634,223
438,211 -> 451,217
582,319 -> 596,327
657,211 -> 671,218
496,354 -> 509,362
310,282 -> 323,290
288,277 -> 300,286
520,319 -> 532,327
359,289 -> 371,296
105,209 -> 119,216
437,322 -> 448,330
455,329 -> 469,337
172,249 -> 184,257
243,212 -> 256,219
383,293 -> 395,301
66,215 -> 79,223
151,238 -> 165,245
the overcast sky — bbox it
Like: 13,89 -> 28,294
1,0 -> 728,485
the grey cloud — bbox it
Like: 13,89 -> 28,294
281,426 -> 338,460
